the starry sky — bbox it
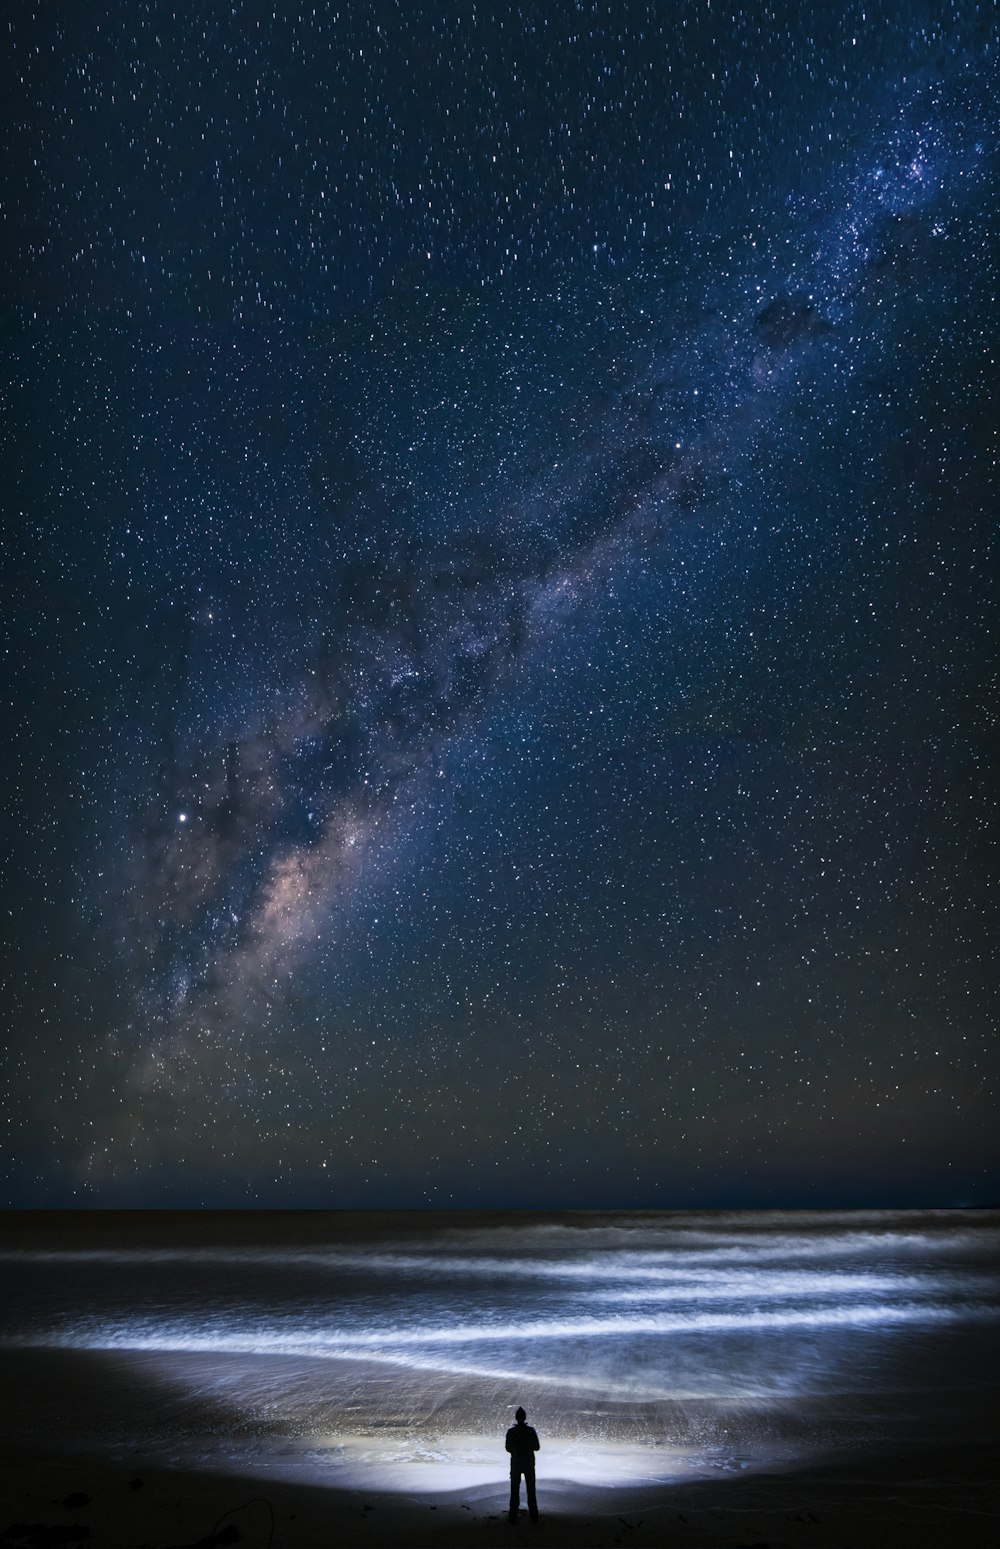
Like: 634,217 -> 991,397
3,2 -> 997,1208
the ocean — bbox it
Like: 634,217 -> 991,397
1,1209 -> 997,1499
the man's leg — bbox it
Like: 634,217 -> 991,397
509,1466 -> 520,1521
526,1464 -> 538,1521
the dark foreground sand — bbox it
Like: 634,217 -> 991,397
3,1440 -> 999,1549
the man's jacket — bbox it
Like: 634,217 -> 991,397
505,1421 -> 540,1466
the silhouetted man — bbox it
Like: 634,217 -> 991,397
505,1405 -> 540,1523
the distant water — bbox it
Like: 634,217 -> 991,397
1,1210 -> 998,1494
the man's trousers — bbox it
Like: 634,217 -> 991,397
509,1462 -> 538,1521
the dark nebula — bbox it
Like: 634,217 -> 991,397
753,295 -> 834,351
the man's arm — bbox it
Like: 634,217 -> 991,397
531,1428 -> 540,1451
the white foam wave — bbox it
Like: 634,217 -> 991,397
7,1295 -> 997,1366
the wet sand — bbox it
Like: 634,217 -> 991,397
1,1349 -> 997,1548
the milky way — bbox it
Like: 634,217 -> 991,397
4,4 -> 997,1204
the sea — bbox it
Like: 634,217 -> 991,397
1,1209 -> 998,1498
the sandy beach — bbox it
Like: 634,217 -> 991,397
3,1433 -> 999,1549
3,1212 -> 998,1547
1,1345 -> 998,1549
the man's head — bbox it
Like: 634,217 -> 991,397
515,1406 -> 526,1422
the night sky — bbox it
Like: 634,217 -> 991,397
3,2 -> 997,1208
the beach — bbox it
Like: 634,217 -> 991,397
3,1414 -> 998,1549
2,1210 -> 998,1547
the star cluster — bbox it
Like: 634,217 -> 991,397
3,2 -> 997,1205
